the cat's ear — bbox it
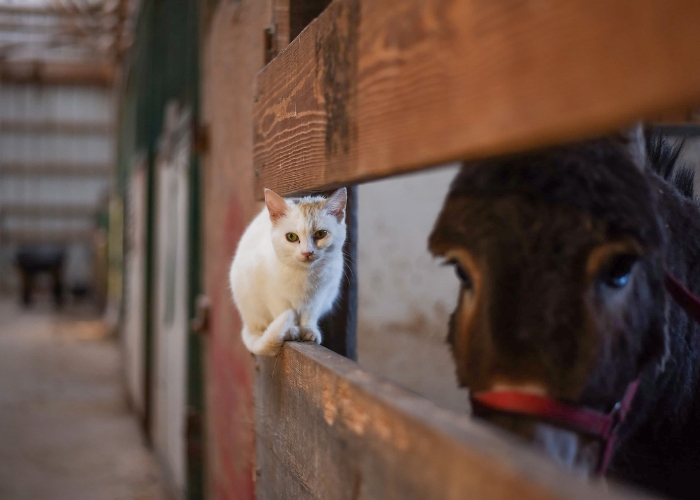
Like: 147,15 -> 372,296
324,188 -> 347,222
264,189 -> 289,223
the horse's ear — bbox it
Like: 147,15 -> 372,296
617,122 -> 648,171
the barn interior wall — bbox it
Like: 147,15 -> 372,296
0,83 -> 114,295
356,165 -> 470,413
200,0 -> 272,498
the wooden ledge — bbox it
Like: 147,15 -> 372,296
254,0 -> 700,197
0,162 -> 112,177
255,342 -> 653,499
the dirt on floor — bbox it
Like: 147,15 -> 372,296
0,298 -> 169,500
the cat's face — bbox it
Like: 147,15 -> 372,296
265,188 -> 347,268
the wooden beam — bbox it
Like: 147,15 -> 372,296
0,162 -> 111,177
0,228 -> 92,243
0,120 -> 113,135
0,5 -> 106,17
253,0 -> 700,197
0,60 -> 115,86
256,343 -> 653,500
0,204 -> 98,218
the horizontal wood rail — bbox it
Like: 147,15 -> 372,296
0,5 -> 107,17
0,228 -> 93,244
0,61 -> 115,86
0,120 -> 113,135
0,204 -> 98,218
0,162 -> 112,177
254,0 -> 700,197
257,343 -> 653,499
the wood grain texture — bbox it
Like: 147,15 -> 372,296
256,343 -> 656,500
254,0 -> 700,196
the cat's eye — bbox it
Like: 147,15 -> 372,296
445,259 -> 473,290
286,233 -> 299,242
600,254 -> 638,289
313,230 -> 328,240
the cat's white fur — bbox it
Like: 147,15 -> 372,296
229,188 -> 347,355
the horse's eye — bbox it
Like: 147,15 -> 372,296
446,260 -> 473,289
286,233 -> 299,242
601,254 -> 638,289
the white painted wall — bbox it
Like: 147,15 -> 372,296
357,165 -> 469,413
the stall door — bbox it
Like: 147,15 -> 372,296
152,103 -> 192,496
123,157 -> 148,417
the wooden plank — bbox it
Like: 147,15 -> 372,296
0,61 -> 115,86
1,228 -> 92,243
254,0 -> 700,196
0,204 -> 98,218
200,0 -> 273,497
256,343 -> 654,500
0,162 -> 111,177
0,5 -> 105,17
0,120 -> 113,135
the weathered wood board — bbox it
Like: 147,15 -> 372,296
200,0 -> 273,498
256,343 -> 655,500
254,0 -> 700,196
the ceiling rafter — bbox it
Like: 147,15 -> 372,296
0,0 -> 134,83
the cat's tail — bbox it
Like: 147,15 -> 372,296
241,309 -> 299,356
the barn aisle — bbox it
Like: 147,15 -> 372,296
0,299 -> 168,500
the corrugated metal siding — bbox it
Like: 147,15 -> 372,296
0,83 -> 114,292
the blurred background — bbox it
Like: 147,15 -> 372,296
0,0 -> 125,312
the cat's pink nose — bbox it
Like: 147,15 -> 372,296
302,251 -> 314,259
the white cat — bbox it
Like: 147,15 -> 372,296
229,188 -> 347,355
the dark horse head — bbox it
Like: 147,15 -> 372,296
429,132 -> 700,498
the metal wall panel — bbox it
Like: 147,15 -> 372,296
0,83 -> 114,293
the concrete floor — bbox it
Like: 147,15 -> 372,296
0,298 -> 169,500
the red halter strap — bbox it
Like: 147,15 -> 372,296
470,270 -> 700,475
665,271 -> 700,325
471,379 -> 639,474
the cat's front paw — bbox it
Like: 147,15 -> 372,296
300,326 -> 322,344
282,325 -> 300,341
277,309 -> 301,341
